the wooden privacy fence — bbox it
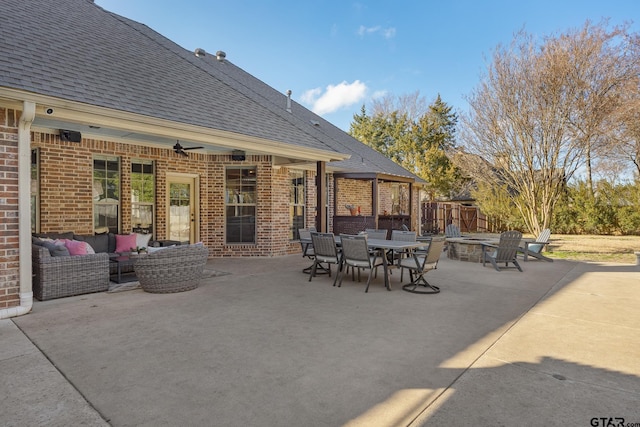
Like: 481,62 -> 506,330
421,202 -> 501,234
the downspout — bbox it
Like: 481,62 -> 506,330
0,101 -> 35,319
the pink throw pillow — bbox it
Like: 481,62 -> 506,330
115,234 -> 137,253
64,239 -> 88,256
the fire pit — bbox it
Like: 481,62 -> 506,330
446,237 -> 499,263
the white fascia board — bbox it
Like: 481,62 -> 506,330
0,89 -> 350,163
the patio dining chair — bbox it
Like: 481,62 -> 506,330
336,234 -> 384,292
309,232 -> 341,286
398,237 -> 446,294
299,227 -> 327,275
389,229 -> 417,280
518,228 -> 553,262
481,230 -> 523,272
298,228 -> 314,260
364,229 -> 389,240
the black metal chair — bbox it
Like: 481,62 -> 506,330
300,227 -> 328,275
337,234 -> 384,292
298,228 -> 315,260
308,232 -> 341,285
364,229 -> 388,240
390,229 -> 417,280
398,237 -> 446,294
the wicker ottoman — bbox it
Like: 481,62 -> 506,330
134,245 -> 209,293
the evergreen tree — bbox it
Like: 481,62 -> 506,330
349,94 -> 464,199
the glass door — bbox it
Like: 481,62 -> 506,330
167,175 -> 197,244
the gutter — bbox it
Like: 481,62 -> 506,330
0,101 -> 35,319
0,88 -> 350,163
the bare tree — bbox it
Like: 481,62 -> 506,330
606,33 -> 640,179
460,22 -> 640,236
612,98 -> 640,177
561,21 -> 640,194
370,90 -> 429,123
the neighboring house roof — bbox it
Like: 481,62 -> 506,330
0,0 -> 424,183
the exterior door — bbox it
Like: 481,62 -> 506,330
167,175 -> 198,244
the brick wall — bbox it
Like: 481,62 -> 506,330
32,131 -> 303,257
0,108 -> 20,308
335,178 -> 372,215
1,105 -> 420,308
379,183 -> 392,215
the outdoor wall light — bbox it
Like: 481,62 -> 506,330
59,129 -> 82,143
231,150 -> 245,161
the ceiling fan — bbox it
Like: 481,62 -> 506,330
173,141 -> 203,156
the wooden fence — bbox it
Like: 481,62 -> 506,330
420,202 -> 501,234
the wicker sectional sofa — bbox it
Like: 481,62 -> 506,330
32,244 -> 110,301
31,232 -> 131,301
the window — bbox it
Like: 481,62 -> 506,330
225,167 -> 256,243
131,160 -> 154,236
30,149 -> 39,233
93,156 -> 120,233
390,183 -> 410,215
290,170 -> 305,240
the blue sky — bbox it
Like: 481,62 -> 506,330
95,1 -> 639,131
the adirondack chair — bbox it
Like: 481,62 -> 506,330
518,229 -> 553,262
445,224 -> 463,238
481,231 -> 523,272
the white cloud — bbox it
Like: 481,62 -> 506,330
300,87 -> 322,105
357,25 -> 396,39
371,90 -> 387,99
301,80 -> 368,115
382,27 -> 396,39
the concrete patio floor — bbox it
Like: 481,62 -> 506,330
2,252 -> 639,426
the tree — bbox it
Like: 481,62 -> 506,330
350,93 -> 465,199
560,21 -> 640,195
607,91 -> 640,178
350,106 -> 413,166
412,95 -> 463,198
461,21 -> 640,236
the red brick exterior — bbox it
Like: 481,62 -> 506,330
0,108 -> 20,309
335,178 -> 372,216
2,106 -> 419,308
31,130 -> 305,257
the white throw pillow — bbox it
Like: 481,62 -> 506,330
135,233 -> 152,249
85,242 -> 96,254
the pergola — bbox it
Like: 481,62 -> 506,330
315,164 -> 417,235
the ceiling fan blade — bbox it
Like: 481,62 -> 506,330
173,141 -> 201,156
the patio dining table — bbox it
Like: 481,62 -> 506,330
301,236 -> 427,291
364,238 -> 427,290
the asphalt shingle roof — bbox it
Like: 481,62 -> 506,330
0,0 -> 423,182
